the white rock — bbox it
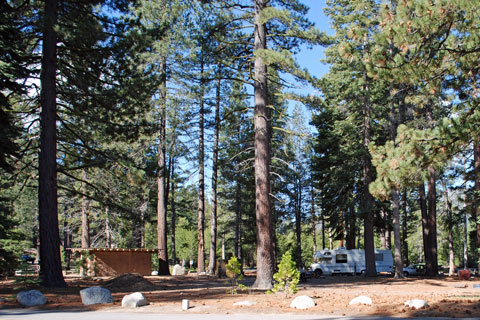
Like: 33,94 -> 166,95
151,271 -> 159,276
290,295 -> 315,309
233,300 -> 257,306
80,287 -> 114,305
405,299 -> 428,309
349,295 -> 373,305
17,290 -> 47,307
172,264 -> 185,276
122,292 -> 147,308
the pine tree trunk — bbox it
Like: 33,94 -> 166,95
426,166 -> 438,276
63,213 -> 70,270
208,69 -> 221,275
321,214 -> 325,250
442,179 -> 455,276
425,107 -> 438,276
389,85 -> 404,278
402,190 -> 409,267
295,176 -> 302,267
473,138 -> 480,272
386,225 -> 392,250
252,0 -> 274,289
311,184 -> 317,253
392,188 -> 404,278
338,210 -> 344,248
157,57 -> 169,275
419,183 -> 428,264
346,206 -> 356,250
380,228 -> 386,250
235,180 -> 241,259
170,160 -> 177,265
81,169 -> 90,248
197,59 -> 206,274
38,0 -> 65,287
362,72 -> 376,277
105,207 -> 111,248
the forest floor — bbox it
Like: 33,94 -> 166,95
1,272 -> 480,318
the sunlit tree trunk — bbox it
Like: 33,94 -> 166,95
252,0 -> 274,289
170,159 -> 177,264
157,57 -> 169,275
208,68 -> 221,275
197,58 -> 206,273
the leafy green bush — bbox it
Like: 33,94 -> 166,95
13,261 -> 40,291
225,256 -> 246,294
270,251 -> 300,297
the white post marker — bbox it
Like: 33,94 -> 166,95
182,299 -> 189,310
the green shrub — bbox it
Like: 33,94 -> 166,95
270,251 -> 300,297
225,256 -> 246,294
13,261 -> 40,291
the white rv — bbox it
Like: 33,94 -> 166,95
310,248 -> 393,276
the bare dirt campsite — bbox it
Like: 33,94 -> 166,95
2,273 -> 480,318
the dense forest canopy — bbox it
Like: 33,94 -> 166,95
0,0 -> 479,287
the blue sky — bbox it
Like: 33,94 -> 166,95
295,0 -> 333,79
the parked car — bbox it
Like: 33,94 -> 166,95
403,264 -> 425,276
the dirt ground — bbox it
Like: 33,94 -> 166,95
1,272 -> 480,318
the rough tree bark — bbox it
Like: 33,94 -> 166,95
170,159 -> 177,264
401,190 -> 409,267
441,179 -> 455,276
157,57 -> 169,275
208,67 -> 221,275
389,85 -> 404,278
197,59 -> 206,273
419,183 -> 429,263
295,175 -> 302,266
392,188 -> 404,278
38,0 -> 66,287
473,138 -> 480,272
252,0 -> 274,289
311,184 -> 317,253
80,169 -> 90,248
362,71 -> 376,277
425,107 -> 438,276
426,165 -> 438,276
235,180 -> 242,259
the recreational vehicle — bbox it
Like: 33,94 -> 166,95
310,248 -> 393,276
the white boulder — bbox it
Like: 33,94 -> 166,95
17,290 -> 47,307
290,295 -> 316,309
122,292 -> 147,308
233,300 -> 257,306
151,271 -> 159,276
405,299 -> 428,309
80,287 -> 114,305
349,295 -> 372,305
172,264 -> 185,276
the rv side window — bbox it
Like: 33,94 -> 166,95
336,254 -> 347,263
375,253 -> 384,261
